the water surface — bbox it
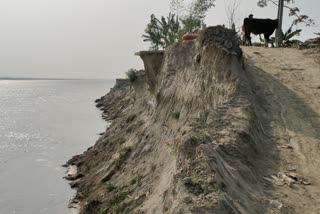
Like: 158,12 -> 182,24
0,79 -> 114,214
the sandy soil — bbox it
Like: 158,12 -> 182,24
65,28 -> 320,214
243,47 -> 320,214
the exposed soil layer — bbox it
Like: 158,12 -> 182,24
243,46 -> 320,214
65,26 -> 320,214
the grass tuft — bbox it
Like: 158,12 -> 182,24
113,146 -> 132,170
130,173 -> 142,185
105,181 -> 115,192
164,136 -> 181,155
126,68 -> 137,83
172,111 -> 180,119
151,164 -> 157,172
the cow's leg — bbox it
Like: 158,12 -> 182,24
264,34 -> 270,47
245,31 -> 252,46
244,29 -> 251,46
248,34 -> 252,46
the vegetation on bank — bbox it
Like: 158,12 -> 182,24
114,146 -> 132,169
164,136 -> 181,156
142,0 -> 215,50
142,0 -> 316,50
112,192 -> 127,213
105,181 -> 115,192
253,24 -> 302,47
130,173 -> 142,185
172,111 -> 180,119
125,69 -> 137,83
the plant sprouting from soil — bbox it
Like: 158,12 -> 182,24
172,111 -> 180,119
114,146 -> 132,170
130,173 -> 142,185
84,200 -> 101,213
164,136 -> 181,155
113,192 -> 127,213
126,68 -> 138,83
105,181 -> 115,192
151,164 -> 157,172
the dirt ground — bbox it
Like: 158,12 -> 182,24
65,28 -> 320,213
243,47 -> 320,214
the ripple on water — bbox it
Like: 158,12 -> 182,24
0,79 -> 113,214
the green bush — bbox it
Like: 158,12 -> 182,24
112,191 -> 127,213
130,173 -> 142,185
252,42 -> 264,47
113,204 -> 120,213
114,158 -> 121,169
105,181 -> 115,192
119,147 -> 131,158
114,146 -> 132,170
116,192 -> 127,203
84,200 -> 101,212
172,111 -> 180,119
126,69 -> 137,83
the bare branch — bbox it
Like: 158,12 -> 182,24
257,0 -> 315,26
224,0 -> 242,29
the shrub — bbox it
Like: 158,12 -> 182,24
119,147 -> 131,158
84,200 -> 101,212
114,158 -> 121,169
172,111 -> 180,119
114,146 -> 132,170
126,69 -> 137,83
151,164 -> 157,172
113,204 -> 120,213
105,181 -> 115,192
252,42 -> 264,47
130,173 -> 142,185
112,191 -> 127,213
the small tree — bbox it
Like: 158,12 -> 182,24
125,68 -> 137,83
142,15 -> 165,50
179,15 -> 205,36
142,13 -> 180,50
143,0 -> 215,50
171,0 -> 215,28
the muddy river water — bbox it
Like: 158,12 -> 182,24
0,79 -> 113,214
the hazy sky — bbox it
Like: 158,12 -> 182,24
0,0 -> 319,79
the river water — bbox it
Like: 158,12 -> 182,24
0,79 -> 114,214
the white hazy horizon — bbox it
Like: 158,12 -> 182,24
0,0 -> 319,79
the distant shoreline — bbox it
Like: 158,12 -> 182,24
0,77 -> 111,81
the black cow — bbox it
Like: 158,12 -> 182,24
243,17 -> 278,47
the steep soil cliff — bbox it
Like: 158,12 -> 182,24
65,26 -> 320,214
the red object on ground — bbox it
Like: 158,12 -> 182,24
182,34 -> 199,42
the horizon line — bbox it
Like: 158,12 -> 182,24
0,77 -> 114,81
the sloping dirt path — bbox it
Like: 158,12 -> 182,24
243,47 -> 320,214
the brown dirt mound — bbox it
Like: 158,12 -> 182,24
65,26 -> 320,214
